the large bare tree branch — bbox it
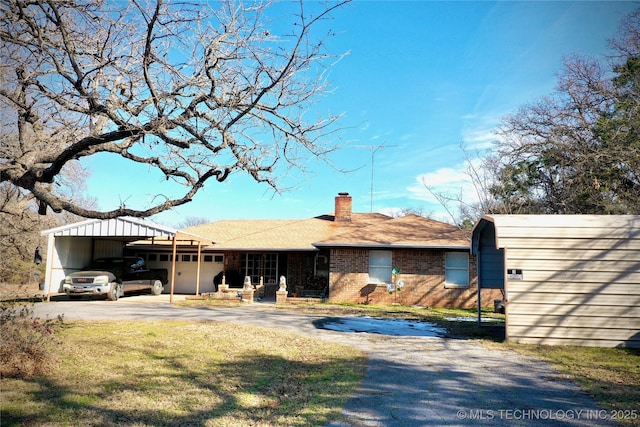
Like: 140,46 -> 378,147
0,0 -> 349,219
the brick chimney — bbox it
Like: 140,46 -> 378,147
334,192 -> 352,222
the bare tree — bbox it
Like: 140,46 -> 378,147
390,206 -> 436,219
426,9 -> 640,220
487,10 -> 640,214
0,0 -> 350,219
178,216 -> 210,228
0,129 -> 95,283
420,144 -> 507,228
0,183 -> 50,283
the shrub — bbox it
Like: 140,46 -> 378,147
0,300 -> 64,378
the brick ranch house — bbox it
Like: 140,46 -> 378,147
183,193 -> 499,308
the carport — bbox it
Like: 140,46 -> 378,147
472,214 -> 640,347
41,216 -> 213,303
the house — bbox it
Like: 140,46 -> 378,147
314,206 -> 488,307
472,214 -> 640,347
172,192 -> 391,299
175,192 -> 500,307
40,193 -> 499,308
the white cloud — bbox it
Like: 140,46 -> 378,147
461,127 -> 498,151
407,162 -> 480,207
460,112 -> 504,152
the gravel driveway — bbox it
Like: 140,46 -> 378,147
34,296 -> 617,427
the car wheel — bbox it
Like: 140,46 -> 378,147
107,283 -> 120,301
151,280 -> 163,295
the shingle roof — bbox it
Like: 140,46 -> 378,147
313,214 -> 469,249
183,213 -> 468,251
183,213 -> 391,250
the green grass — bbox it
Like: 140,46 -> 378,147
501,343 -> 640,426
1,320 -> 367,427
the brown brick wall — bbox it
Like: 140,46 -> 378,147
334,193 -> 352,222
286,252 -> 305,294
327,248 -> 499,308
225,252 -> 241,271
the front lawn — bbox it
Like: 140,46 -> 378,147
2,320 -> 367,427
4,300 -> 638,426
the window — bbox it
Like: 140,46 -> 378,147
369,250 -> 392,284
445,252 -> 469,287
204,255 -> 213,262
181,254 -> 191,262
159,254 -> 173,262
148,253 -> 157,262
304,252 -> 329,279
214,255 -> 224,263
315,252 -> 329,278
241,253 -> 278,285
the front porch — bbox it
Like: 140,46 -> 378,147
188,273 -> 327,305
210,250 -> 329,301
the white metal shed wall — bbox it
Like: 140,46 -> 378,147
44,236 -> 92,293
473,215 -> 640,348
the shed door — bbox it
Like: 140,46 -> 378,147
478,224 -> 505,289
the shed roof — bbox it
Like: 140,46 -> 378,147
472,214 -> 640,253
41,216 -> 212,244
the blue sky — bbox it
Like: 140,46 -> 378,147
83,1 -> 637,227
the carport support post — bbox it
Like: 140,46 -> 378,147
195,242 -> 201,296
477,283 -> 482,326
45,233 -> 55,302
170,235 -> 177,304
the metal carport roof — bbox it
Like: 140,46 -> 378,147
41,217 -> 214,302
41,216 -> 211,243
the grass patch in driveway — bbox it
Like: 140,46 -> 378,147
2,320 -> 367,427
271,302 -> 506,340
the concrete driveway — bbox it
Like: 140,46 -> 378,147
34,297 -> 617,427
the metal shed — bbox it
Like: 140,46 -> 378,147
472,214 -> 640,348
41,216 -> 213,302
